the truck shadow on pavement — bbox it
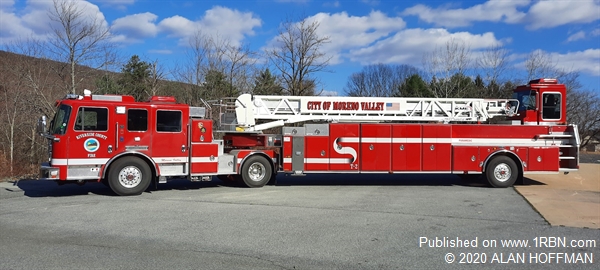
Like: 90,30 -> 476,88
14,174 -> 547,197
14,179 -> 223,197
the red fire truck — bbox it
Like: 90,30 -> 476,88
37,78 -> 579,195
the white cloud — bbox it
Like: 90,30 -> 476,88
318,90 -> 338,96
402,0 -> 600,30
526,0 -> 600,30
591,28 -> 600,36
148,49 -> 173,54
112,12 -> 158,42
566,31 -> 586,42
512,49 -> 600,76
348,28 -> 502,65
0,0 -> 109,44
402,0 -> 529,28
553,49 -> 600,76
0,0 -> 15,8
157,6 -> 261,47
270,11 -> 406,64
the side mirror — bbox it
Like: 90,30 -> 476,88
37,115 -> 47,135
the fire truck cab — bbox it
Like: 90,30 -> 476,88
510,78 -> 567,125
37,79 -> 580,196
37,91 -> 237,195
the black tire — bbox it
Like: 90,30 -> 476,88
267,173 -> 277,185
108,157 -> 152,196
485,156 -> 518,188
240,155 -> 272,188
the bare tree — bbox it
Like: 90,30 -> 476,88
267,17 -> 331,96
476,43 -> 509,83
476,43 -> 509,97
48,0 -> 113,94
0,72 -> 24,176
523,50 -> 558,82
175,32 -> 256,102
567,88 -> 600,149
1,39 -> 67,176
223,44 -> 257,95
344,64 -> 420,97
422,38 -> 472,98
147,60 -> 166,96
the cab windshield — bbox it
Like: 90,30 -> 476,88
50,104 -> 71,135
512,90 -> 537,111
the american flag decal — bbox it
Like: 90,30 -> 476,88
386,102 -> 400,110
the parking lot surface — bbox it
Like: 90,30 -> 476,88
1,172 -> 598,269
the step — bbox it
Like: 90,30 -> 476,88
537,134 -> 573,139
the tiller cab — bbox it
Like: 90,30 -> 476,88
37,79 -> 579,195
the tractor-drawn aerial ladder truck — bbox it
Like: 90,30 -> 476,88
37,78 -> 579,195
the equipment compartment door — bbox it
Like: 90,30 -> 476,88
360,124 -> 391,171
422,125 -> 452,171
528,147 -> 559,172
391,124 -> 422,171
190,143 -> 219,174
329,123 -> 360,171
304,136 -> 328,171
452,146 -> 480,172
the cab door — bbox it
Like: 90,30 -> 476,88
68,105 -> 114,179
114,107 -> 152,156
151,106 -> 189,176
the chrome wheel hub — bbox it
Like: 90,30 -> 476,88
118,166 -> 142,188
248,163 -> 266,182
493,163 -> 511,182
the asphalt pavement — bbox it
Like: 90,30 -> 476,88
1,172 -> 598,269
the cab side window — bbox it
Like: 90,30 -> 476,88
74,107 -> 108,131
156,110 -> 182,132
542,93 -> 561,120
128,109 -> 148,131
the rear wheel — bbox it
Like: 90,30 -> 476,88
485,156 -> 518,188
108,157 -> 152,196
241,156 -> 272,188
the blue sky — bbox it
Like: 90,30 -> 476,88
1,0 -> 599,95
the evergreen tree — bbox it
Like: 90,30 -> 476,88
119,55 -> 151,101
253,68 -> 283,95
202,69 -> 237,98
95,74 -> 120,95
396,74 -> 433,97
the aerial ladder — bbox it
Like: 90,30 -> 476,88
231,94 -> 519,132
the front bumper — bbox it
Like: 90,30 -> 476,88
39,162 -> 60,180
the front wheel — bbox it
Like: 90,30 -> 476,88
485,156 -> 518,188
108,157 -> 152,196
241,156 -> 272,188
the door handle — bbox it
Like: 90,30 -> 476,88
181,145 -> 186,152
